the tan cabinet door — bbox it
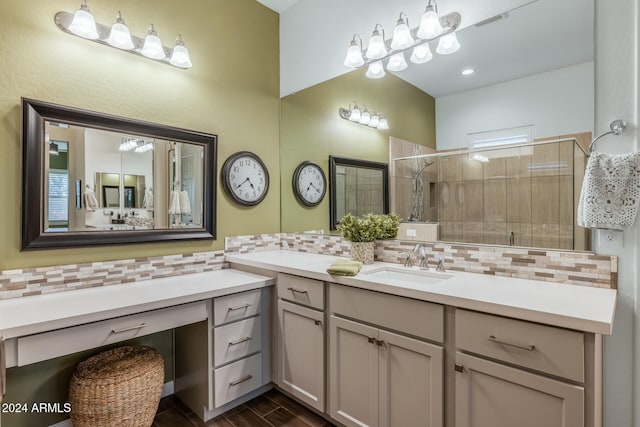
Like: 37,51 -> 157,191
378,329 -> 443,427
455,352 -> 584,427
329,315 -> 379,427
277,300 -> 325,411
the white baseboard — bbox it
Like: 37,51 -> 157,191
48,381 -> 175,427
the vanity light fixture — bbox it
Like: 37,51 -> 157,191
343,0 -> 461,78
339,104 -> 389,131
55,1 -> 193,69
106,12 -> 134,50
119,137 -> 153,153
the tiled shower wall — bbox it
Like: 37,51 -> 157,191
0,232 -> 616,300
391,134 -> 591,251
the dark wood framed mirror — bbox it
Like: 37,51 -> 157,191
22,98 -> 217,250
329,155 -> 389,230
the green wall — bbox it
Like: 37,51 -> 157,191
3,331 -> 173,427
0,0 -> 280,270
280,68 -> 436,233
0,1 -> 278,425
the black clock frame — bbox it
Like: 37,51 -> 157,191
292,160 -> 327,207
222,151 -> 270,207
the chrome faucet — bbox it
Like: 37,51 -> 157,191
413,244 -> 429,269
435,255 -> 446,272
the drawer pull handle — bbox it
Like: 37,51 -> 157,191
111,323 -> 147,334
229,374 -> 253,386
488,335 -> 535,351
1,336 -> 6,401
228,303 -> 251,312
287,287 -> 309,295
228,337 -> 252,346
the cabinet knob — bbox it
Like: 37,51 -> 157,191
314,320 -> 322,326
368,337 -> 376,344
454,363 -> 464,373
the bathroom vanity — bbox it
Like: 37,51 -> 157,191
0,249 -> 616,427
226,250 -> 616,427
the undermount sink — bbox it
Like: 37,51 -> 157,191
362,266 -> 454,286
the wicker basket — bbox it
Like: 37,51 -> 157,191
69,345 -> 164,427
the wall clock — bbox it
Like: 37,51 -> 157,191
222,151 -> 269,206
292,161 -> 327,207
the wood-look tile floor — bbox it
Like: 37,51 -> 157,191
152,388 -> 336,427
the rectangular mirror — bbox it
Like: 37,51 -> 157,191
22,98 -> 217,249
329,156 -> 389,230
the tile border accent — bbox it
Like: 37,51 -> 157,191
0,251 -> 226,300
226,233 -> 617,289
0,233 -> 617,301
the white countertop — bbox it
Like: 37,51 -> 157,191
0,269 -> 273,339
226,250 -> 617,335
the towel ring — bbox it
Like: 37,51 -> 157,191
589,119 -> 627,154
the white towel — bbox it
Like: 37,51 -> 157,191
577,151 -> 640,230
84,187 -> 99,210
179,190 -> 191,215
143,188 -> 154,210
168,190 -> 181,215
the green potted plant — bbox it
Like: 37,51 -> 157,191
337,213 -> 400,264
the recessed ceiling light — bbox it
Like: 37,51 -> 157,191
461,68 -> 475,76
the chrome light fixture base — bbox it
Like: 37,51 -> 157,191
55,11 -> 192,69
344,10 -> 461,78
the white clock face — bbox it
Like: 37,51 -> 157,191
227,154 -> 268,204
296,163 -> 325,205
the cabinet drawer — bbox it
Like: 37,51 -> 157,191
214,316 -> 262,367
213,289 -> 262,326
330,284 -> 443,343
455,309 -> 584,382
17,301 -> 207,366
214,353 -> 262,407
277,273 -> 324,310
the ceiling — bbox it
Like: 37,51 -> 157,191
256,0 -> 300,14
260,0 -> 593,99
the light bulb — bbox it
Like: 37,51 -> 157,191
369,115 -> 380,128
343,40 -> 365,68
410,44 -> 433,64
386,52 -> 408,72
359,110 -> 371,125
365,61 -> 386,79
141,24 -> 166,60
390,13 -> 414,50
107,12 -> 134,50
436,32 -> 460,55
417,3 -> 443,39
68,1 -> 99,40
170,35 -> 192,68
349,106 -> 361,122
365,26 -> 387,60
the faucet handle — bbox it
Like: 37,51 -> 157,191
400,252 -> 413,267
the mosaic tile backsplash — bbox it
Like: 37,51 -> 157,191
0,232 -> 617,300
0,251 -> 225,300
